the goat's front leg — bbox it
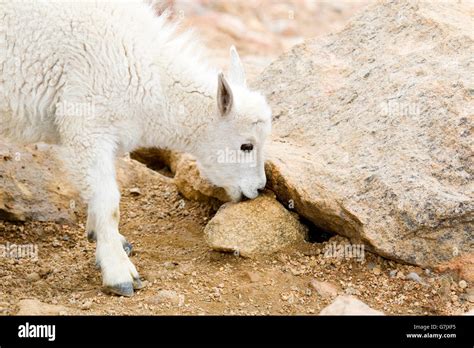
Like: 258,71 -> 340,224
89,174 -> 142,296
64,142 -> 142,296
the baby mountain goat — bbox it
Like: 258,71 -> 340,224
1,1 -> 272,296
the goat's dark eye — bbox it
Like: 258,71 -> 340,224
240,143 -> 253,152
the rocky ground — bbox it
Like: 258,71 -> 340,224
1,0 -> 473,316
1,163 -> 472,316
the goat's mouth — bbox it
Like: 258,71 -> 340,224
223,185 -> 261,202
242,190 -> 258,200
240,186 -> 259,200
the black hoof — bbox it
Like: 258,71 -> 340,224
104,282 -> 134,297
123,241 -> 133,256
133,277 -> 144,290
87,230 -> 96,242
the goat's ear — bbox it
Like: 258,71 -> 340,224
217,72 -> 233,116
229,45 -> 246,86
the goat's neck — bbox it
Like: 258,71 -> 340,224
139,62 -> 218,156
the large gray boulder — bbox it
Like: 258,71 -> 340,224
255,0 -> 473,269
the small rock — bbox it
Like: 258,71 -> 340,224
204,191 -> 307,257
148,290 -> 183,306
439,277 -> 452,299
464,289 -> 474,303
319,295 -> 384,315
310,279 -> 340,299
459,280 -> 467,289
244,271 -> 261,283
372,266 -> 381,275
406,272 -> 424,284
409,266 -> 424,275
344,286 -> 361,296
436,253 -> 474,283
464,308 -> 474,316
80,300 -> 92,310
367,262 -> 376,270
129,187 -> 141,195
389,270 -> 397,278
163,261 -> 178,270
17,299 -> 68,315
26,272 -> 40,282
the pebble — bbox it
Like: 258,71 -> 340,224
406,272 -> 424,284
148,290 -> 184,306
80,300 -> 92,310
26,272 -> 40,282
458,280 -> 467,289
245,271 -> 261,283
464,289 -> 474,303
345,286 -> 361,296
129,187 -> 141,195
163,261 -> 178,270
309,279 -> 341,299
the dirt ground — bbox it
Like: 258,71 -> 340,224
0,165 -> 471,316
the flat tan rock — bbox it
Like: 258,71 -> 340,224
319,295 -> 384,315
